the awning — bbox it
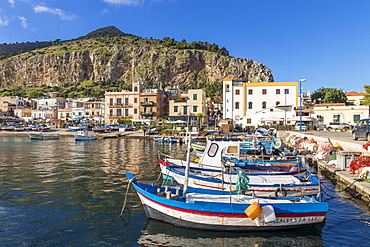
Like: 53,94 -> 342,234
259,117 -> 283,122
72,117 -> 83,120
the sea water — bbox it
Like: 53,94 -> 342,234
0,136 -> 369,246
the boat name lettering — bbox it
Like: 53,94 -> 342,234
274,217 -> 318,224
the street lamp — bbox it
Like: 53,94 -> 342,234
299,79 -> 306,132
284,91 -> 287,130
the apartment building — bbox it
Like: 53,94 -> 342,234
223,79 -> 299,126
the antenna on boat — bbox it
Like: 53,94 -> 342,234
183,122 -> 192,195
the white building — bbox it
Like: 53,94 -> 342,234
223,79 -> 304,127
313,103 -> 369,125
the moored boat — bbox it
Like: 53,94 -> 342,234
125,173 -> 328,232
161,165 -> 319,197
74,130 -> 97,141
28,133 -> 60,140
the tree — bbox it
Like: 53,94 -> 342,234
362,85 -> 370,105
311,87 -> 347,103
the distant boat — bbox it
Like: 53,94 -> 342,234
68,125 -> 87,131
75,130 -> 97,141
92,126 -> 107,133
28,133 -> 60,140
1,125 -> 15,131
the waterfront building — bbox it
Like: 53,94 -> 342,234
138,88 -> 166,123
313,103 -> 369,125
223,79 -> 306,127
84,99 -> 104,124
345,92 -> 366,106
105,81 -> 167,125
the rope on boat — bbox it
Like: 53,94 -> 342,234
320,179 -> 359,193
119,177 -> 134,224
328,208 -> 363,216
157,150 -> 172,158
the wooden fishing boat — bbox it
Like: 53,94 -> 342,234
160,138 -> 305,173
161,165 -> 320,197
74,130 -> 97,141
158,158 -> 306,176
125,173 -> 328,231
28,133 -> 60,140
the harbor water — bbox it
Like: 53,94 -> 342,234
1,136 -> 370,246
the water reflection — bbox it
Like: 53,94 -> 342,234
1,136 -> 369,246
137,219 -> 323,247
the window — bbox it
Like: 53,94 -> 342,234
125,109 -> 129,116
184,106 -> 188,115
235,89 -> 240,95
117,98 -> 122,105
134,86 -> 138,92
134,109 -> 137,114
317,115 -> 324,122
109,109 -> 113,117
235,102 -> 240,109
333,114 -> 340,122
276,101 -> 280,105
124,98 -> 129,105
262,89 -> 267,94
276,89 -> 280,94
248,89 -> 253,94
247,118 -> 252,124
226,84 -> 230,92
208,143 -> 219,157
174,106 -> 178,112
262,101 -> 266,109
134,98 -> 137,103
110,98 -> 113,106
248,102 -> 253,109
117,109 -> 122,116
193,94 -> 197,100
193,106 -> 198,112
284,89 -> 289,94
353,114 -> 361,122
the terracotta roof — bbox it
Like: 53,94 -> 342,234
345,92 -> 366,96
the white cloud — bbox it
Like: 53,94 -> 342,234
33,5 -> 76,21
8,0 -> 15,7
0,15 -> 9,26
18,16 -> 28,28
102,0 -> 142,6
100,8 -> 110,15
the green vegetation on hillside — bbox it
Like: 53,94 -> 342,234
0,26 -> 229,60
0,80 -> 131,99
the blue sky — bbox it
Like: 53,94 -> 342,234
1,0 -> 370,93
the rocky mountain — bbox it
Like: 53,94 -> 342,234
0,26 -> 274,96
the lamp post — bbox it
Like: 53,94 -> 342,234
299,79 -> 306,132
284,91 -> 287,130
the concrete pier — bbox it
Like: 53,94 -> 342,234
279,130 -> 370,206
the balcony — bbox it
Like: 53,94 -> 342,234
140,111 -> 154,116
109,103 -> 133,108
140,101 -> 154,107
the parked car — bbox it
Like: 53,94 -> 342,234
352,118 -> 370,141
294,122 -> 307,131
326,122 -> 351,130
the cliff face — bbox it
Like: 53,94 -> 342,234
0,44 -> 273,89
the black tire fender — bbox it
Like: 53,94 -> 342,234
275,187 -> 287,197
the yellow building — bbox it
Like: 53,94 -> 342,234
168,89 -> 207,125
